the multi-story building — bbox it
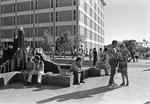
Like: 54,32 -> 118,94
0,0 -> 106,50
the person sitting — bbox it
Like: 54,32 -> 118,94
70,57 -> 85,85
24,55 -> 44,87
95,54 -> 109,75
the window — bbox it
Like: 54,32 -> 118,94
13,16 -> 15,25
73,0 -> 76,5
51,12 -> 53,22
17,16 -> 20,25
1,5 -> 4,14
51,0 -> 53,8
56,26 -> 58,36
56,12 -> 58,22
56,0 -> 58,7
1,18 -> 4,26
13,3 -> 15,12
31,14 -> 33,23
35,14 -> 38,23
51,27 -> 53,36
35,0 -> 38,10
73,10 -> 76,20
35,27 -> 38,37
73,25 -> 76,35
31,1 -> 33,10
17,3 -> 20,12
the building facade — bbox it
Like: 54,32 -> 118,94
0,0 -> 106,50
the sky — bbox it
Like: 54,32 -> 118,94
104,0 -> 150,45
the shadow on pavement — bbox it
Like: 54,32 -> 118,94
0,83 -> 65,91
144,101 -> 150,104
142,69 -> 150,71
36,85 -> 122,104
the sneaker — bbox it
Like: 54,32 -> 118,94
80,81 -> 85,83
24,82 -> 31,86
37,83 -> 42,87
120,83 -> 125,86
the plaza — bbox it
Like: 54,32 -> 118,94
0,59 -> 150,104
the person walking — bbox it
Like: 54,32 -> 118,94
118,44 -> 130,86
108,40 -> 118,86
93,48 -> 97,66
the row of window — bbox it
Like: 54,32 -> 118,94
1,25 -> 77,38
1,0 -> 76,14
1,10 -> 76,26
80,0 -> 104,15
80,12 -> 104,31
80,26 -> 104,43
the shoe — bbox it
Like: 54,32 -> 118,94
108,84 -> 112,86
112,83 -> 118,86
106,73 -> 109,76
120,83 -> 125,86
80,81 -> 85,83
24,82 -> 31,86
126,82 -> 129,86
73,83 -> 80,85
37,83 -> 42,87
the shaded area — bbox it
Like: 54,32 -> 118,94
0,83 -> 65,91
143,69 -> 150,71
144,101 -> 150,104
36,85 -> 121,104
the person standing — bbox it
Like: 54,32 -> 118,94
89,49 -> 93,67
108,40 -> 118,86
103,47 -> 110,74
135,50 -> 140,62
93,48 -> 97,66
118,44 -> 130,86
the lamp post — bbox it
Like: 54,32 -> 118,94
0,0 -> 1,46
33,0 -> 35,48
53,0 -> 56,53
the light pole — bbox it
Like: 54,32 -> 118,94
33,0 -> 35,48
0,0 -> 1,46
53,0 -> 56,53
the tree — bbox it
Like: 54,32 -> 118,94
122,39 -> 137,52
73,33 -> 85,53
56,30 -> 72,57
42,29 -> 53,54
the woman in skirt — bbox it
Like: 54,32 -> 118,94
118,44 -> 130,86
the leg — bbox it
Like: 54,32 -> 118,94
108,59 -> 116,85
37,71 -> 44,84
27,70 -> 35,83
80,70 -> 85,83
124,73 -> 129,86
73,71 -> 79,85
120,73 -> 125,86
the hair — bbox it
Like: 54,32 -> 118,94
99,48 -> 102,51
76,57 -> 82,62
34,55 -> 40,61
104,47 -> 108,52
27,56 -> 31,62
112,40 -> 117,45
120,44 -> 126,49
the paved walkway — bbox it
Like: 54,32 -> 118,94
0,60 -> 150,104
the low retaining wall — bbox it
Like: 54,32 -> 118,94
0,67 -> 102,87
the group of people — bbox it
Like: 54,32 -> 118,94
24,47 -> 45,87
69,40 -> 130,86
